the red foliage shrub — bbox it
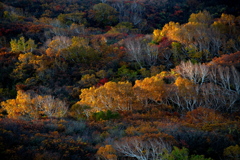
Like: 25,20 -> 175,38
212,51 -> 240,69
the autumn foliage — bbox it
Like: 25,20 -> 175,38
0,0 -> 240,159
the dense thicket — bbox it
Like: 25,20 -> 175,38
0,0 -> 240,159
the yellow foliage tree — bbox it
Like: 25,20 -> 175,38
78,81 -> 137,113
224,145 -> 240,160
79,74 -> 98,88
10,36 -> 37,53
1,90 -> 38,119
152,29 -> 163,43
1,90 -> 68,119
219,13 -> 236,26
71,36 -> 90,48
188,10 -> 212,24
169,77 -> 200,111
12,52 -> 53,83
133,73 -> 167,107
96,145 -> 117,160
157,22 -> 181,42
174,76 -> 195,90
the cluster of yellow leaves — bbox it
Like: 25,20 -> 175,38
1,90 -> 37,119
76,63 -> 233,115
10,36 -> 37,53
96,145 -> 117,160
224,145 -> 240,159
12,52 -> 54,83
188,10 -> 212,24
152,29 -> 163,43
174,77 -> 196,96
161,22 -> 181,40
78,71 -> 180,114
78,63 -> 239,115
134,73 -> 167,105
153,11 -> 240,60
1,90 -> 67,119
79,81 -> 136,112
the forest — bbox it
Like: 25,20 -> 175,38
0,0 -> 240,159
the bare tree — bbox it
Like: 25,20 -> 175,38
40,95 -> 68,118
175,61 -> 197,83
144,43 -> 159,67
111,0 -> 125,22
125,38 -> 145,68
231,66 -> 240,94
209,27 -> 223,56
114,136 -> 171,160
129,0 -> 144,26
175,61 -> 209,85
201,83 -> 225,111
161,49 -> 172,62
167,85 -> 202,112
111,0 -> 144,25
198,63 -> 209,85
125,37 -> 160,68
174,61 -> 239,112
208,64 -> 218,84
223,89 -> 239,112
218,65 -> 231,90
100,0 -> 107,3
70,23 -> 86,35
200,83 -> 238,112
208,64 -> 240,95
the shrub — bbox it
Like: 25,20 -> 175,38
92,110 -> 120,121
162,146 -> 212,160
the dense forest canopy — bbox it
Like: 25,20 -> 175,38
0,0 -> 240,160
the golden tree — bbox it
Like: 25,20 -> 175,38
168,77 -> 201,112
133,73 -> 167,108
10,36 -> 37,53
1,90 -> 38,119
96,145 -> 117,160
1,90 -> 68,119
78,81 -> 137,113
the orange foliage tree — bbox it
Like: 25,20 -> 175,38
78,81 -> 138,114
96,145 -> 117,160
184,107 -> 225,124
133,72 -> 168,108
212,51 -> 240,69
1,90 -> 68,119
166,76 -> 202,112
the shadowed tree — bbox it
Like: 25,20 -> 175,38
89,3 -> 118,27
114,136 -> 171,160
